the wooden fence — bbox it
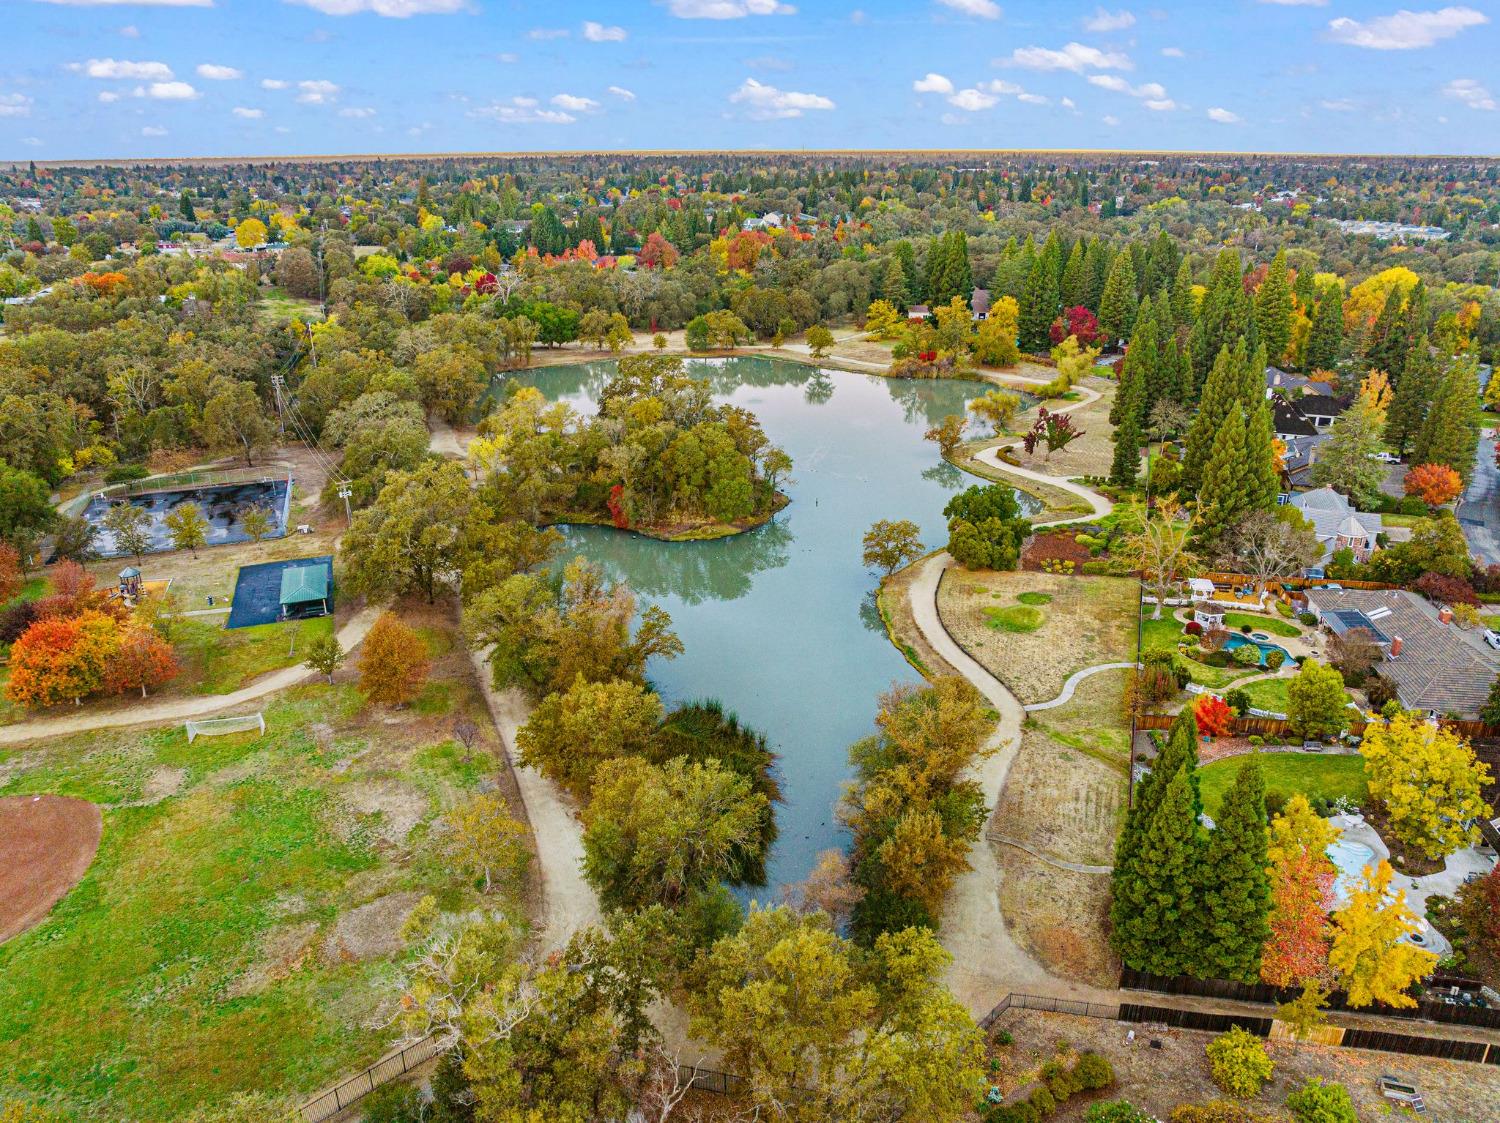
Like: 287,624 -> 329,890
1136,712 -> 1500,741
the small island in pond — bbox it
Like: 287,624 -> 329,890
478,355 -> 792,541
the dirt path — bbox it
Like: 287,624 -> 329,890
0,794 -> 102,943
0,608 -> 381,747
427,417 -> 468,459
464,649 -> 601,951
906,554 -> 1117,1013
1025,662 -> 1138,712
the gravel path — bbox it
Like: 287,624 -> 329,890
0,607 -> 381,747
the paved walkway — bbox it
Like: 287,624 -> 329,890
971,449 -> 1112,526
906,553 -> 1118,1012
465,648 -> 602,951
0,607 -> 380,747
1025,662 -> 1138,712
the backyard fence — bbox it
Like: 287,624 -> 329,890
98,466 -> 283,500
300,1035 -> 445,1122
1135,712 -> 1500,741
979,992 -> 1121,1030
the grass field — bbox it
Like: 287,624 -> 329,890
1141,614 -> 1184,651
1237,676 -> 1291,713
0,613 -> 529,1119
176,615 -> 335,695
985,604 -> 1045,633
1198,752 -> 1367,817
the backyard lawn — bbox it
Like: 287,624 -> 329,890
1222,611 -> 1301,638
1237,676 -> 1291,714
0,613 -> 529,1119
1197,751 -> 1367,818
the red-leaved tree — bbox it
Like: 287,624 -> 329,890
638,232 -> 679,270
1261,846 -> 1336,987
1403,462 -> 1463,509
1193,693 -> 1234,738
1049,305 -> 1100,346
105,628 -> 181,698
0,543 -> 21,605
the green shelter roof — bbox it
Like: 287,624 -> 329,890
279,563 -> 329,606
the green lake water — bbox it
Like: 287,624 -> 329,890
512,356 -> 1026,891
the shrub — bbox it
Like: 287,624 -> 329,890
1185,620 -> 1203,636
993,1028 -> 1014,1046
1285,1078 -> 1357,1123
1263,789 -> 1286,817
1073,1052 -> 1114,1091
989,1104 -> 1040,1123
1028,1087 -> 1057,1117
1205,1027 -> 1273,1098
1232,644 -> 1262,667
1415,571 -> 1478,606
1297,612 -> 1316,626
1085,1104 -> 1153,1123
1247,734 -> 1264,746
1275,600 -> 1295,618
359,1082 -> 427,1123
1264,648 -> 1286,671
104,463 -> 150,483
1170,1104 -> 1266,1123
1225,688 -> 1251,715
1194,694 -> 1234,738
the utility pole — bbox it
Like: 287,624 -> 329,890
269,374 -> 286,438
336,482 -> 352,526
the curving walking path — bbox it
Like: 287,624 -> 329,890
906,554 -> 1117,1012
971,449 -> 1112,526
1025,662 -> 1138,712
0,607 -> 381,747
994,836 -> 1112,875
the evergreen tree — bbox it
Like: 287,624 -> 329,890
892,240 -> 919,304
1363,285 -> 1407,381
1114,310 -> 1157,424
1019,251 -> 1058,353
923,234 -> 951,305
1192,758 -> 1271,983
1060,239 -> 1088,309
1195,404 -> 1251,544
1189,249 -> 1248,387
1182,343 -> 1239,490
1170,256 -> 1195,326
1243,399 -> 1282,512
1111,766 -> 1207,975
1084,239 -> 1111,310
1304,283 -> 1344,373
179,190 -> 196,222
1114,709 -> 1200,886
881,257 -> 908,309
1413,356 -> 1481,483
1110,381 -> 1143,488
1385,334 -> 1437,456
1098,249 -> 1138,346
1255,249 -> 1293,366
1240,341 -> 1268,416
940,230 -> 973,305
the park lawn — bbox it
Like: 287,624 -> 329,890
1198,752 -> 1368,818
0,664 -> 523,1119
1222,611 -> 1301,638
258,285 -> 324,325
175,615 -> 336,695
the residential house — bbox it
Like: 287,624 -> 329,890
907,304 -> 931,321
1288,487 -> 1383,563
970,288 -> 992,320
1303,588 -> 1500,718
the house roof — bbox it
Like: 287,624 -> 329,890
1272,398 -> 1320,439
970,288 -> 992,315
1304,588 -> 1500,717
279,563 -> 329,606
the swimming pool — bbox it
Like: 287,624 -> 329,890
1328,838 -> 1376,904
1223,633 -> 1291,666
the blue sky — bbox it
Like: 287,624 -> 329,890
2,0 -> 1497,160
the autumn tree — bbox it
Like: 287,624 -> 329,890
102,503 -> 153,562
864,299 -> 903,340
163,502 -> 209,557
1453,867 -> 1500,982
968,388 -> 1020,435
1129,501 -> 1198,620
303,632 -> 344,683
1328,860 -> 1438,1007
1360,711 -> 1493,860
806,325 -> 835,358
973,296 -> 1021,366
104,628 -> 180,698
1215,509 -> 1321,599
446,792 -> 529,892
240,503 -> 275,543
516,674 -> 663,797
924,414 -> 966,457
5,610 -> 120,707
357,611 -> 431,707
0,544 -> 19,604
1403,462 -> 1463,509
1261,795 -> 1339,987
1309,399 -> 1386,509
687,907 -> 985,1123
861,519 -> 924,576
234,217 -> 268,248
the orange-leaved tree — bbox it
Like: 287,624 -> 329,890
1194,693 -> 1234,739
0,543 -> 21,604
104,628 -> 181,698
5,610 -> 120,707
357,611 -> 430,707
1402,462 -> 1462,509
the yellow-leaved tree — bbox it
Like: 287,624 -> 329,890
864,299 -> 904,340
1328,859 -> 1437,1007
234,217 -> 268,249
973,296 -> 1021,367
1357,369 -> 1392,427
1361,712 -> 1494,860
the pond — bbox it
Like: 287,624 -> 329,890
509,356 -> 1017,890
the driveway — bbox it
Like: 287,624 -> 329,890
1458,430 -> 1500,568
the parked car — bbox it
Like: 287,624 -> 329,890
1373,451 -> 1403,464
1378,1075 -> 1426,1113
1484,629 -> 1500,651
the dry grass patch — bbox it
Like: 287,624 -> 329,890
990,374 -> 1118,480
996,852 -> 1116,988
937,570 -> 1136,704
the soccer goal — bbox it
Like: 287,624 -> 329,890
185,712 -> 266,744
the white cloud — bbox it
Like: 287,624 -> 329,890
1160,45 -> 1184,56
1207,106 -> 1241,123
1320,97 -> 1357,111
21,137 -> 43,146
529,27 -> 570,39
607,85 -> 636,100
1327,6 -> 1486,49
71,58 -> 173,80
1143,98 -> 1176,110
232,106 -> 263,118
1443,77 -> 1496,110
1018,92 -> 1047,104
37,0 -> 209,6
261,78 -> 288,89
1102,113 -> 1120,125
1083,7 -> 1134,31
984,78 -> 1023,94
551,93 -> 600,111
141,125 -> 168,136
338,105 -> 377,117
664,0 -> 797,18
1006,41 -> 1131,72
145,80 -> 198,99
496,52 -> 518,63
285,0 -> 466,15
195,63 -> 243,80
296,79 -> 340,103
0,93 -> 33,118
1088,74 -> 1171,105
97,90 -> 120,102
912,72 -> 955,94
936,0 -> 1001,18
472,96 -> 577,124
948,87 -> 997,111
728,76 -> 834,118
1061,96 -> 1076,108
582,20 -> 627,41
1088,73 -> 1129,91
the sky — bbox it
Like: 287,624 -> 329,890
2,0 -> 1498,160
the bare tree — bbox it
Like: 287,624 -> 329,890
452,714 -> 481,761
1216,509 -> 1323,599
1127,499 -> 1199,619
781,849 -> 864,928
